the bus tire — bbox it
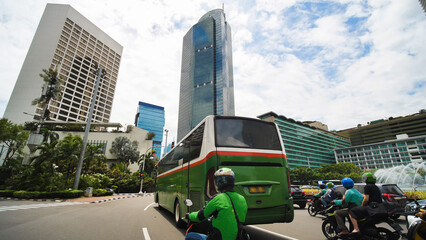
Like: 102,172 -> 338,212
174,200 -> 185,228
156,194 -> 163,210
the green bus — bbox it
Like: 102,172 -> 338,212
155,115 -> 294,227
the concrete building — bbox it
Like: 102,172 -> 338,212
3,4 -> 123,124
135,101 -> 165,158
177,9 -> 235,141
337,111 -> 426,146
258,112 -> 351,169
335,134 -> 426,170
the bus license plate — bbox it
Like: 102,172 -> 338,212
249,186 -> 266,194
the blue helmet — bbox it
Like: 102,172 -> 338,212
342,177 -> 354,188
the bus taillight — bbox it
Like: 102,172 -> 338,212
286,168 -> 291,196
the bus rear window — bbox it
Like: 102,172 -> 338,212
215,118 -> 282,150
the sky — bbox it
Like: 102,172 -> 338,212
1,0 -> 425,145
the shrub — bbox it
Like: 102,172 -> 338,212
93,189 -> 107,196
92,189 -> 114,196
13,191 -> 41,199
56,190 -> 84,198
404,190 -> 426,199
0,190 -> 16,197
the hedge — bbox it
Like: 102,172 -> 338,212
93,189 -> 114,196
1,189 -> 114,199
10,190 -> 84,199
0,190 -> 16,197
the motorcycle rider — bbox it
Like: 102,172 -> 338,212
314,184 -> 327,198
321,182 -> 335,208
331,177 -> 363,236
185,168 -> 248,240
348,172 -> 383,234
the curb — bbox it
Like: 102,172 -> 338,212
0,193 -> 153,203
89,194 -> 145,204
0,197 -> 64,202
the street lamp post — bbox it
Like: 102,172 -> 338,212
139,147 -> 154,195
73,68 -> 105,190
163,129 -> 168,158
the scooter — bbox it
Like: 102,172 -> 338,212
321,204 -> 354,239
321,203 -> 402,240
406,199 -> 426,240
308,196 -> 326,216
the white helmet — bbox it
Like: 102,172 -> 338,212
214,168 -> 235,191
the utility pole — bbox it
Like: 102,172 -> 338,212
73,68 -> 104,190
163,129 -> 169,158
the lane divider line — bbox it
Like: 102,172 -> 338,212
144,202 -> 155,211
142,227 -> 151,240
246,225 -> 299,240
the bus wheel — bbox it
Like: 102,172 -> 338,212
174,200 -> 185,228
156,194 -> 163,210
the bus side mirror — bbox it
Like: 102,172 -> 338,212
184,199 -> 193,207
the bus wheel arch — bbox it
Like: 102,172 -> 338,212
174,198 -> 185,228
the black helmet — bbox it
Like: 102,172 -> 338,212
214,168 -> 235,191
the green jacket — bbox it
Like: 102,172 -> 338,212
315,189 -> 327,197
335,188 -> 363,208
188,191 -> 248,240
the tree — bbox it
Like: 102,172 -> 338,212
55,134 -> 82,188
315,163 -> 362,182
83,144 -> 108,175
0,118 -> 29,167
109,136 -> 140,166
146,132 -> 156,140
31,67 -> 65,122
290,167 -> 319,185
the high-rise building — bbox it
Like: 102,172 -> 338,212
135,101 -> 165,157
258,112 -> 351,169
177,9 -> 235,141
337,111 -> 426,146
335,134 -> 426,170
3,4 -> 123,124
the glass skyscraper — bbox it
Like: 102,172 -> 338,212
135,101 -> 165,157
258,112 -> 351,169
177,9 -> 235,141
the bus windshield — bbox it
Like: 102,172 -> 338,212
215,117 -> 282,150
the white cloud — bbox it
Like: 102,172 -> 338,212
1,0 -> 425,143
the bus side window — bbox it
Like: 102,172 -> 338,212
183,123 -> 204,164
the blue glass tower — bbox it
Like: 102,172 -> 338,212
177,9 -> 234,141
135,101 -> 165,157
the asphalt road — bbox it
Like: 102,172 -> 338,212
0,196 -> 408,240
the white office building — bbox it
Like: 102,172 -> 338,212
3,4 -> 123,124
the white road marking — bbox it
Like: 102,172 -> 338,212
247,225 -> 299,240
144,202 -> 155,211
142,227 -> 151,240
0,202 -> 88,212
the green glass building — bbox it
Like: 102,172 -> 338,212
335,134 -> 426,170
258,112 -> 351,169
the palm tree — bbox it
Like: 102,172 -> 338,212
56,134 -> 82,188
83,144 -> 106,175
31,67 -> 65,130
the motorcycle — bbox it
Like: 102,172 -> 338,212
183,199 -> 250,240
406,199 -> 426,240
308,196 -> 326,216
321,203 -> 402,240
321,204 -> 354,239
